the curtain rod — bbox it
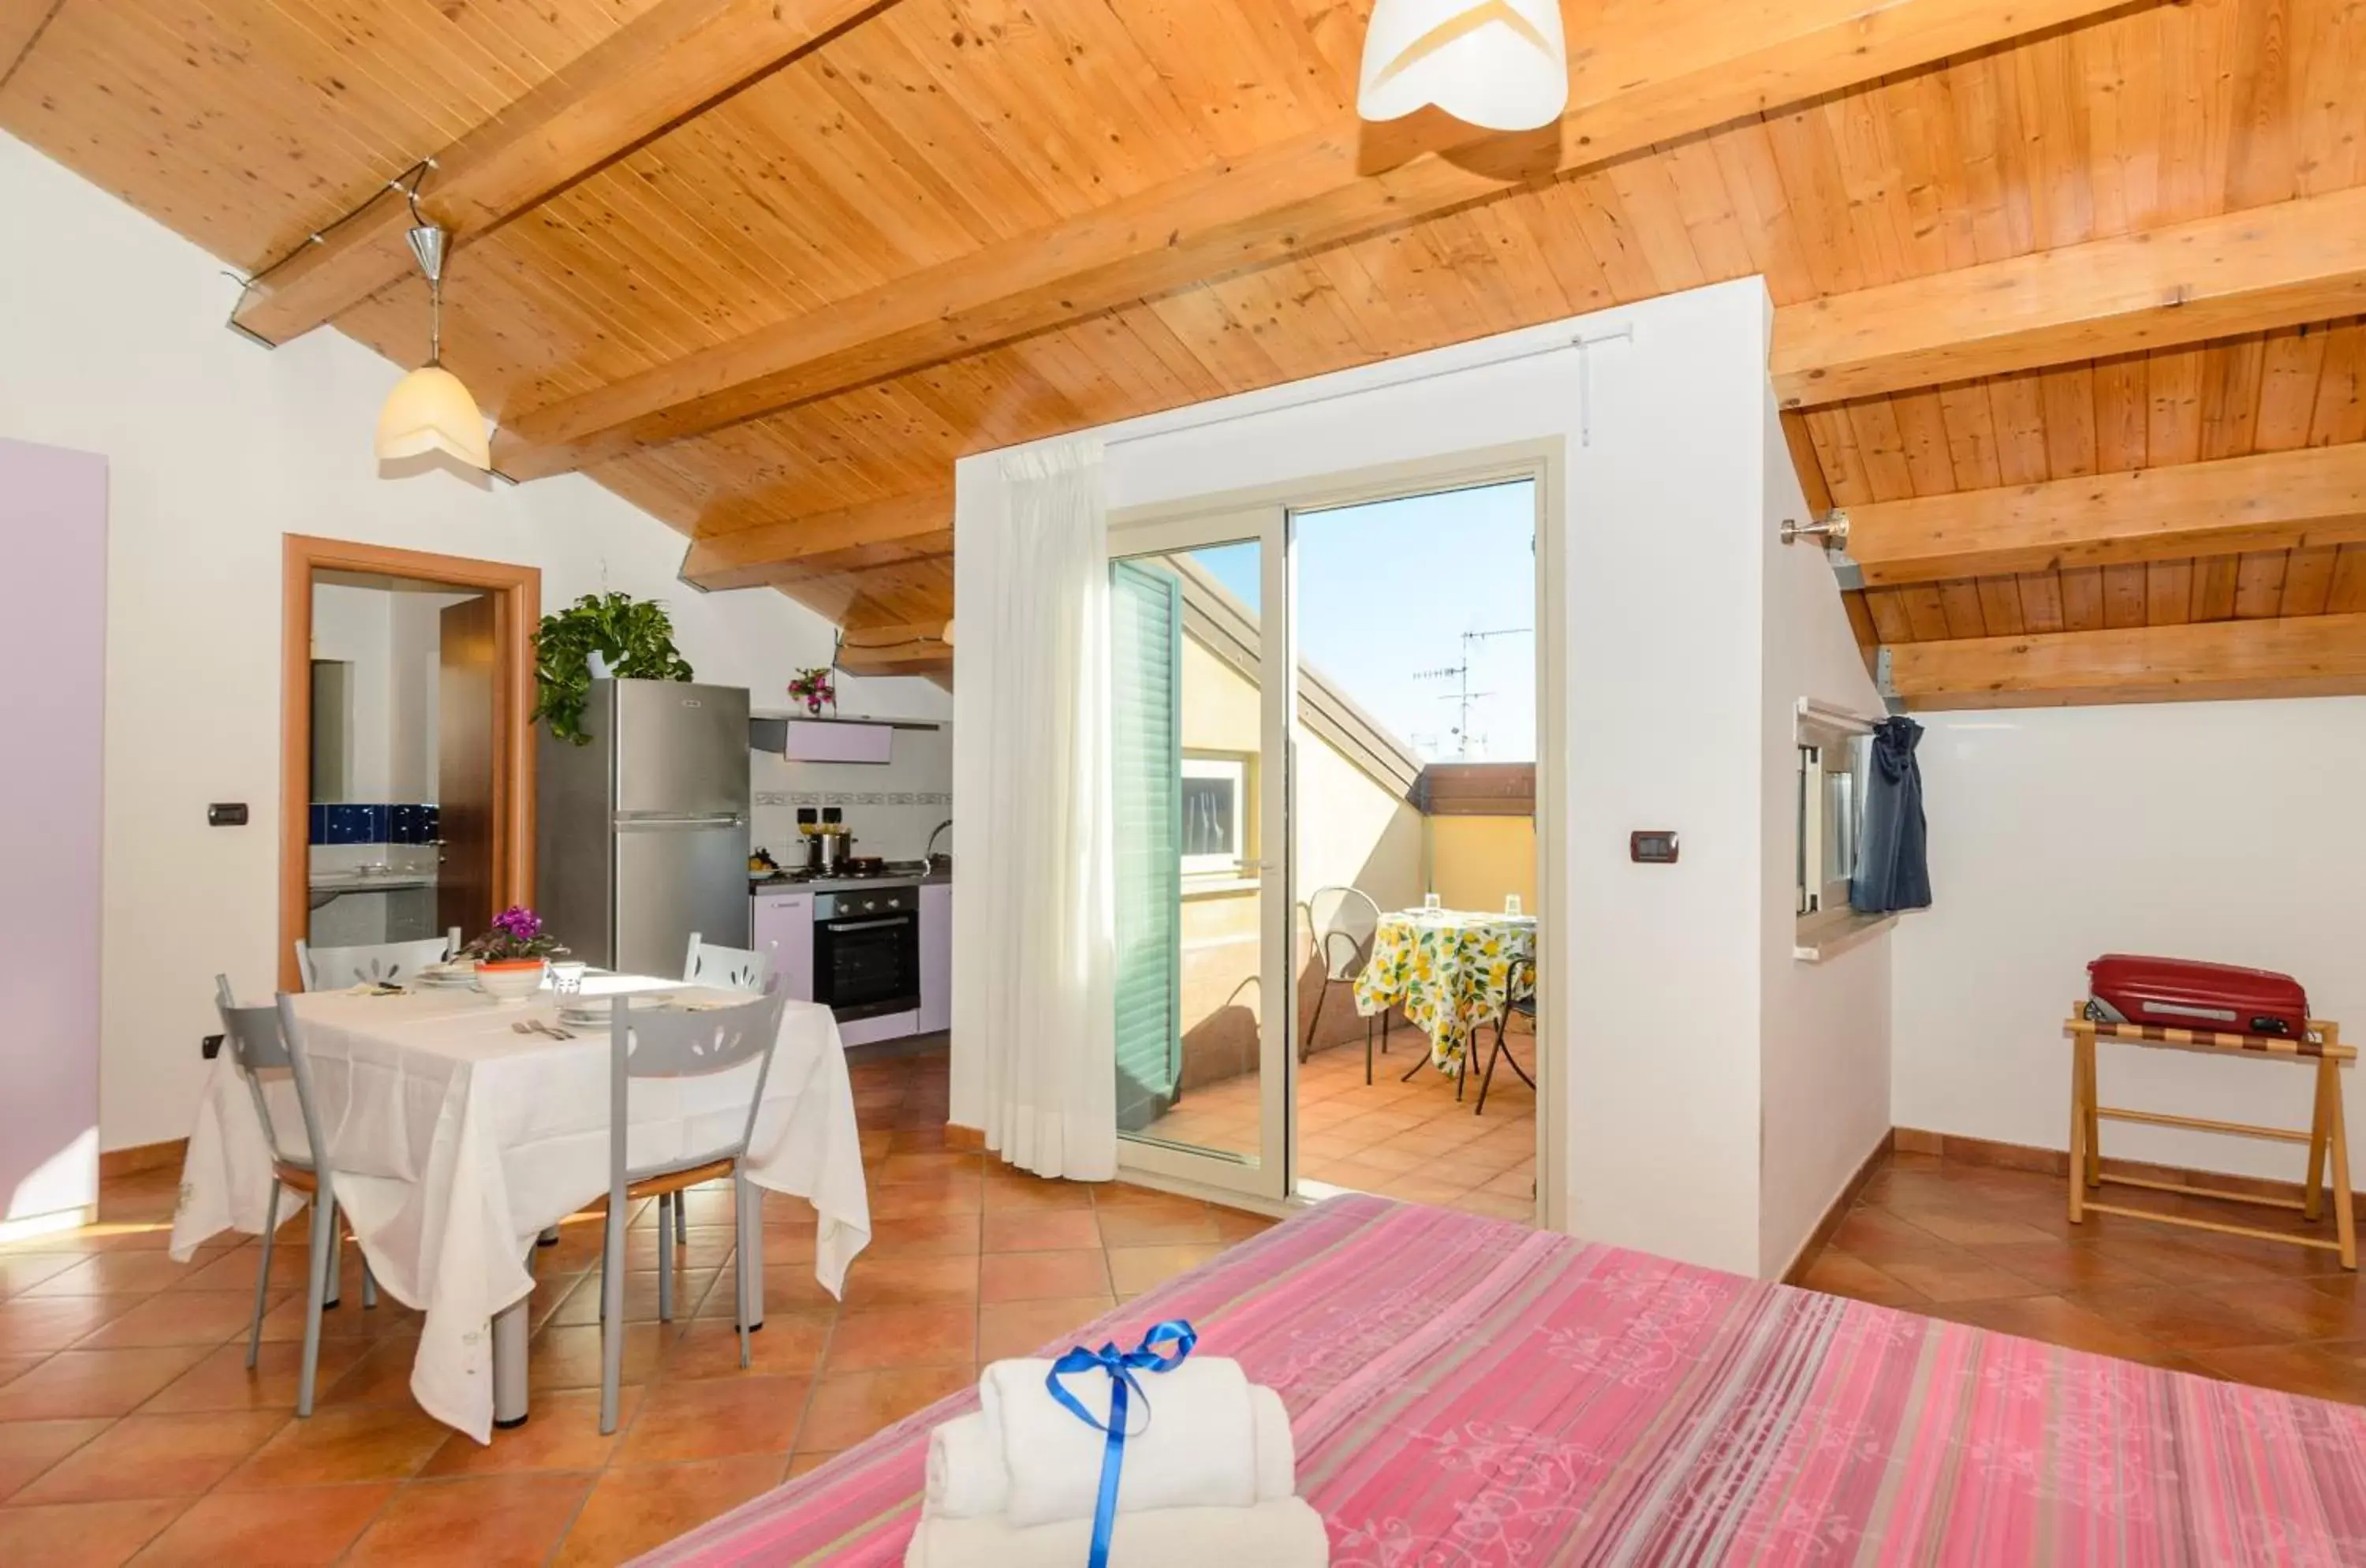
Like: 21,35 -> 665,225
1796,696 -> 1883,736
1103,325 -> 1636,452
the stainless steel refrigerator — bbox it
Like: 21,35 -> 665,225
536,679 -> 751,974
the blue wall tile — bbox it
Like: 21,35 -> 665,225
358,804 -> 390,843
309,803 -> 328,845
325,804 -> 367,844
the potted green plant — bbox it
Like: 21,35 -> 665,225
533,592 -> 694,744
466,905 -> 569,1002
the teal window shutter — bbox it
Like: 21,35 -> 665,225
1110,559 -> 1182,1133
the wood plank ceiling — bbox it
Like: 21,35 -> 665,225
5,0 -> 2364,700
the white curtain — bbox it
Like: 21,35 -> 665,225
969,438 -> 1118,1179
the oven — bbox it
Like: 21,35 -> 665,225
812,884 -> 920,1021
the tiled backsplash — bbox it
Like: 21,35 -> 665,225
310,801 -> 441,845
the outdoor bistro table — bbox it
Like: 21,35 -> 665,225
1353,907 -> 1537,1075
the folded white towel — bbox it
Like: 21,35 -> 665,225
903,1498 -> 1329,1568
927,1385 -> 1297,1521
981,1356 -> 1260,1528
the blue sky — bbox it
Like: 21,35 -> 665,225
1193,479 -> 1538,761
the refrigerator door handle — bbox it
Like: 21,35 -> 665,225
614,813 -> 748,829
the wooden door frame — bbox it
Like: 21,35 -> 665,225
280,535 -> 540,991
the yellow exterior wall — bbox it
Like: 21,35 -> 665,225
1426,814 -> 1537,914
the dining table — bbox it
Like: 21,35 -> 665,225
1353,906 -> 1537,1074
170,973 -> 871,1443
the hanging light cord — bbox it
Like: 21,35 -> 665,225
223,158 -> 435,342
401,172 -> 446,367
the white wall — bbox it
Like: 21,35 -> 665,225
954,278 -> 1883,1276
1894,699 -> 2366,1181
1756,398 -> 1893,1276
0,132 -> 949,1151
752,723 -> 954,864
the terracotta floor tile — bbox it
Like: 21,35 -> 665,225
24,1253 -> 192,1297
785,1449 -> 844,1477
1961,1240 -> 2163,1295
549,1268 -> 718,1328
979,1249 -> 1111,1304
1106,1245 -> 1226,1297
1928,1294 -> 2178,1364
526,1324 -> 667,1394
552,1454 -> 786,1568
0,1416 -> 112,1503
0,1255 -> 87,1297
1208,1208 -> 1278,1244
136,1338 -> 372,1415
64,1290 -> 273,1353
612,1373 -> 808,1465
2064,1286 -> 2315,1354
1873,1251 -> 2048,1305
0,1297 -> 138,1355
977,1297 -> 1119,1362
981,1209 -> 1103,1254
128,1482 -> 393,1567
217,1401 -> 452,1489
796,1365 -> 973,1451
667,1314 -> 833,1380
1886,1205 -> 2064,1249
842,1253 -> 980,1307
864,1213 -> 983,1257
343,1472 -> 592,1566
316,1334 -> 430,1408
13,1411 -> 289,1503
979,1178 -> 1096,1214
2189,1340 -> 2366,1403
869,1184 -> 984,1221
0,1346 -> 212,1421
0,1495 -> 190,1567
824,1304 -> 976,1372
1092,1204 -> 1222,1248
420,1387 -> 640,1477
1796,1252 -> 1925,1308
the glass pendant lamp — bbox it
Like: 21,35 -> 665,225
1357,0 -> 1569,133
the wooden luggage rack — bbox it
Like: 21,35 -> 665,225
2064,1008 -> 2355,1268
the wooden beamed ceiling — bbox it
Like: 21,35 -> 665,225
6,0 -> 2365,700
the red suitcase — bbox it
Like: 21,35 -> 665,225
2086,954 -> 2311,1038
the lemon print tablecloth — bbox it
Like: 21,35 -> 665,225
1353,908 -> 1536,1073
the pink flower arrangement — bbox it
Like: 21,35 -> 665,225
788,666 -> 838,716
467,905 -> 569,963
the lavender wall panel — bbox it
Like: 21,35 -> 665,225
0,437 -> 106,1221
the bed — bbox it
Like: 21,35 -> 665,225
640,1194 -> 2366,1566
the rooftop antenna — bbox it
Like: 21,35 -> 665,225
1411,625 -> 1532,760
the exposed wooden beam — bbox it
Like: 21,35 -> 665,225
1884,614 -> 2366,708
1775,186 -> 2366,409
0,1 -> 67,92
835,621 -> 953,678
231,0 -> 886,345
1849,444 -> 2366,585
679,491 -> 951,592
492,0 -> 2129,478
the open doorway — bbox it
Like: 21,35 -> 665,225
1108,472 -> 1544,1223
278,537 -> 539,990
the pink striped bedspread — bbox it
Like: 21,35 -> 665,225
640,1194 -> 2366,1566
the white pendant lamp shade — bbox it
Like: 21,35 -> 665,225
1357,0 -> 1569,132
376,364 -> 491,469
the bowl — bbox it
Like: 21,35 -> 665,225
475,960 -> 547,1003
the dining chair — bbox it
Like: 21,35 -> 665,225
1475,958 -> 1539,1116
295,928 -> 461,991
660,934 -> 775,1246
1301,887 -> 1384,1081
212,976 -> 378,1416
599,988 -> 790,1434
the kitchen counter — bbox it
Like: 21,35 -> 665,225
750,868 -> 950,894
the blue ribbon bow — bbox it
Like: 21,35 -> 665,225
1043,1320 -> 1197,1568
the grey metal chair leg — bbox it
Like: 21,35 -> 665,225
1364,1016 -> 1375,1085
247,1178 -> 282,1369
733,1170 -> 755,1369
1301,978 -> 1328,1064
297,1181 -> 336,1417
675,1192 -> 689,1245
599,1198 -> 629,1435
657,1192 -> 676,1321
361,1259 -> 378,1310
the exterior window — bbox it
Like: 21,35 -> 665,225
1181,754 -> 1251,875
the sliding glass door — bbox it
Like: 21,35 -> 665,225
1107,510 -> 1293,1202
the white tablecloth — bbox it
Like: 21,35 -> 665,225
171,978 -> 871,1441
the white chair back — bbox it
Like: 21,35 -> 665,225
684,931 -> 770,994
296,928 -> 461,991
1306,886 -> 1380,981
